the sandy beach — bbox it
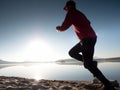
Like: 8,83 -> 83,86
0,76 -> 119,90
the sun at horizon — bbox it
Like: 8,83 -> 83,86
22,38 -> 55,62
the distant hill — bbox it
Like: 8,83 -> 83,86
0,60 -> 53,64
55,58 -> 83,65
56,57 -> 120,64
101,57 -> 120,62
95,57 -> 120,62
0,60 -> 17,64
0,57 -> 120,64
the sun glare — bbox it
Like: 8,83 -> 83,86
23,38 -> 54,61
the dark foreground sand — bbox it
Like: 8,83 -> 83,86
0,76 -> 119,90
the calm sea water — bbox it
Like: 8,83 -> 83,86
0,62 -> 120,83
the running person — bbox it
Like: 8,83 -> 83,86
56,0 -> 116,90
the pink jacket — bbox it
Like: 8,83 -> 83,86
59,9 -> 97,41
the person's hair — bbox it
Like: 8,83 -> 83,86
66,0 -> 76,9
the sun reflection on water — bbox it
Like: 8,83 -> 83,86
28,63 -> 58,81
0,62 -> 120,83
34,73 -> 42,81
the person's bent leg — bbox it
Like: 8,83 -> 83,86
84,61 -> 116,89
82,38 -> 114,89
84,61 -> 111,86
69,42 -> 83,62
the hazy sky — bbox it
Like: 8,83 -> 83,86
0,0 -> 120,62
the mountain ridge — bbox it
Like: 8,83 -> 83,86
0,57 -> 120,64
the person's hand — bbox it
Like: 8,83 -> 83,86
56,26 -> 61,32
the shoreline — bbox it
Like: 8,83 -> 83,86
0,76 -> 119,90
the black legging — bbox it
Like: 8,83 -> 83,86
69,38 -> 111,87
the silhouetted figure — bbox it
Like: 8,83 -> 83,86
56,0 -> 116,90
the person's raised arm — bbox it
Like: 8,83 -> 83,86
56,11 -> 72,32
